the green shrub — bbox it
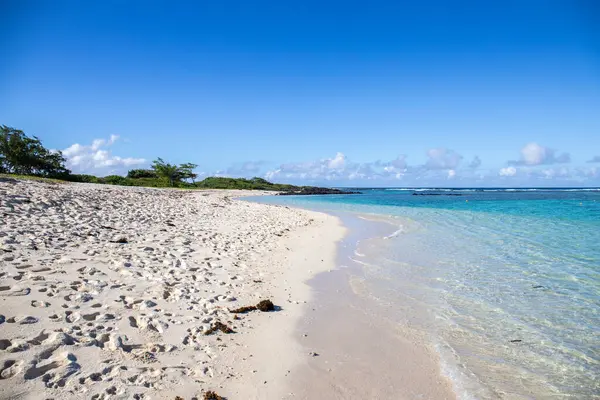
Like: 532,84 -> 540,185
65,174 -> 100,183
127,169 -> 157,179
100,175 -> 132,186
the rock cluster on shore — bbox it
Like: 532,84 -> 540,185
278,187 -> 361,195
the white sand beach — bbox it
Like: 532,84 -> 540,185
0,178 -> 344,399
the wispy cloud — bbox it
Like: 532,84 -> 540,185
468,156 -> 482,169
225,161 -> 268,177
425,148 -> 463,170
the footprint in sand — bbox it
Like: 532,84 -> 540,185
82,312 -> 101,321
0,338 -> 29,353
31,300 -> 51,308
0,360 -> 24,379
6,315 -> 39,324
128,315 -> 169,334
12,272 -> 25,281
65,311 -> 81,323
24,350 -> 80,388
0,287 -> 30,297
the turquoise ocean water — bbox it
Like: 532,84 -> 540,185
253,188 -> 600,399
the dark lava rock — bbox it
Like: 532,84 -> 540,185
279,187 -> 361,196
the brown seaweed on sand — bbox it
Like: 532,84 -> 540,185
204,391 -> 225,400
204,321 -> 235,335
256,299 -> 275,311
229,299 -> 275,314
229,305 -> 257,313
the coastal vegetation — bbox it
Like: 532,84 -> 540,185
0,124 -> 359,194
0,125 -> 69,177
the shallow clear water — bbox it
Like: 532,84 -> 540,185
253,188 -> 600,399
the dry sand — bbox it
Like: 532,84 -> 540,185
0,178 -> 344,400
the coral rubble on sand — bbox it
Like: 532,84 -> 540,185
0,179 -> 316,399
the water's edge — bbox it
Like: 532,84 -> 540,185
269,204 -> 461,399
245,193 -> 599,400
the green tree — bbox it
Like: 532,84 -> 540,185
179,163 -> 198,183
127,169 -> 157,179
0,125 -> 69,176
151,158 -> 182,186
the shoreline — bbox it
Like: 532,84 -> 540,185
246,196 -> 458,399
281,211 -> 457,400
220,202 -> 346,399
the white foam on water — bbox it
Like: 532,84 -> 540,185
383,226 -> 403,239
434,338 -> 488,400
353,250 -> 365,257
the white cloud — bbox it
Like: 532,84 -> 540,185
264,169 -> 281,180
263,151 -> 462,184
225,161 -> 267,176
328,152 -> 347,169
375,156 -> 408,179
499,166 -> 517,176
538,167 -> 571,179
63,135 -> 146,175
425,148 -> 463,170
214,146 -> 597,186
511,143 -> 570,166
585,167 -> 598,177
264,152 -> 356,182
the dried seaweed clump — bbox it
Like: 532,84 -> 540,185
204,391 -> 225,400
229,299 -> 275,313
229,305 -> 257,314
204,321 -> 235,335
256,299 -> 275,312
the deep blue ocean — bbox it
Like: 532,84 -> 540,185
253,188 -> 600,399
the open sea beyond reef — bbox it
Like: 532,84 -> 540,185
251,188 -> 600,399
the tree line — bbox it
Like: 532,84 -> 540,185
1,124 -> 353,194
0,125 -> 197,187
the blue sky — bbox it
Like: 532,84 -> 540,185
1,0 -> 599,186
